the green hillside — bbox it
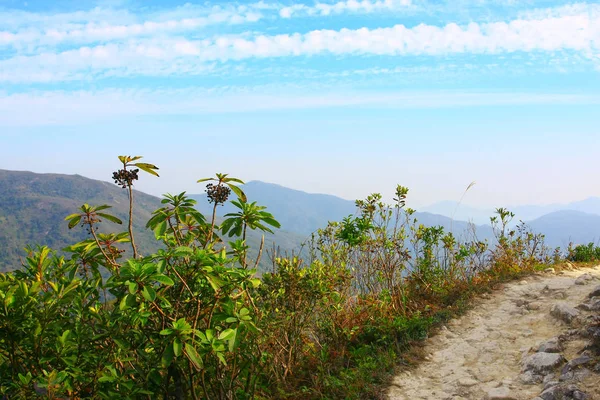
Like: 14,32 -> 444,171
0,170 -> 307,273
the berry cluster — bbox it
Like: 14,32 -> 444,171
112,168 -> 139,188
206,183 -> 231,205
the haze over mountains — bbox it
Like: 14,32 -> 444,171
0,170 -> 599,272
422,198 -> 600,225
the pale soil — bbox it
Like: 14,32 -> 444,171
388,265 -> 600,400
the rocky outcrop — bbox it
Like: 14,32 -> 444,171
550,303 -> 580,324
526,278 -> 600,399
388,266 -> 600,400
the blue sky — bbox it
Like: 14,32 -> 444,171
0,0 -> 599,208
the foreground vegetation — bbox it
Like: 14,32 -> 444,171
0,157 -> 578,399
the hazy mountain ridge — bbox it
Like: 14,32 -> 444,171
422,197 -> 600,225
190,181 -> 358,235
0,170 -> 306,273
1,171 -> 598,273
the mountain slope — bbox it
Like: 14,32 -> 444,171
0,170 -> 307,273
0,169 -> 163,271
528,210 -> 600,248
422,197 -> 600,225
191,181 -> 358,235
191,181 -> 495,242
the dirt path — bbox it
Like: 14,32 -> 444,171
388,265 -> 600,400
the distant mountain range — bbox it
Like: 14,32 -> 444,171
0,170 -> 305,273
421,198 -> 600,225
191,181 -> 600,249
1,171 -> 598,273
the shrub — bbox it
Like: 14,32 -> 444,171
0,157 -> 559,399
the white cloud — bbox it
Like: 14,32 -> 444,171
1,8 -> 598,83
280,0 -> 412,18
1,88 -> 598,126
0,5 -> 264,49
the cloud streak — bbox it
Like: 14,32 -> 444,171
1,88 -> 599,126
1,7 -> 598,83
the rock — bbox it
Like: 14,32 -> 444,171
560,367 -> 591,382
537,338 -> 563,353
564,355 -> 593,370
514,299 -> 528,307
528,302 -> 541,310
578,299 -> 600,312
589,285 -> 600,297
543,380 -> 559,390
522,353 -> 566,374
545,268 -> 556,273
520,371 -> 543,385
457,377 -> 478,387
539,384 -> 588,400
485,387 -> 516,400
575,274 -> 593,285
519,280 -> 529,286
550,303 -> 580,324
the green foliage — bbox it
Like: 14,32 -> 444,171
0,159 -> 561,399
568,242 -> 600,262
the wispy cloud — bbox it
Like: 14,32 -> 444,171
1,88 -> 598,126
279,0 -> 413,19
1,6 -> 598,83
0,4 -> 263,50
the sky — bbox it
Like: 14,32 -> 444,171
0,0 -> 599,209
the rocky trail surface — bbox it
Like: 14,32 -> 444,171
388,265 -> 600,400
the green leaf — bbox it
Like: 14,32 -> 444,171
18,372 -> 31,385
185,343 -> 203,370
249,278 -> 261,288
142,286 -> 156,302
134,163 -> 160,177
227,184 -> 247,202
154,220 -> 167,239
205,274 -> 224,292
196,178 -> 212,183
96,213 -> 123,225
173,338 -> 183,357
67,216 -> 82,229
119,293 -> 137,310
159,329 -> 173,336
127,281 -> 138,294
153,274 -> 174,286
224,177 -> 245,185
219,328 -> 235,341
161,344 -> 174,368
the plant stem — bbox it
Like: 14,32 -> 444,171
127,184 -> 138,258
206,201 -> 218,247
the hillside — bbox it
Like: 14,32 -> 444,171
3,171 -> 598,274
423,197 -> 600,225
528,210 -> 600,249
0,170 -> 307,273
191,181 -> 358,235
190,181 -> 495,241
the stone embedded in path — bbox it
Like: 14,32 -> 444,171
550,303 -> 580,324
485,386 -> 516,400
589,285 -> 600,298
575,274 -> 594,285
520,370 -> 543,385
522,352 -> 566,375
575,300 -> 600,312
544,268 -> 556,274
457,377 -> 478,387
537,338 -> 563,353
538,383 -> 589,400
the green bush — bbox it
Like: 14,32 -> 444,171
568,242 -> 600,262
0,157 -> 559,399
